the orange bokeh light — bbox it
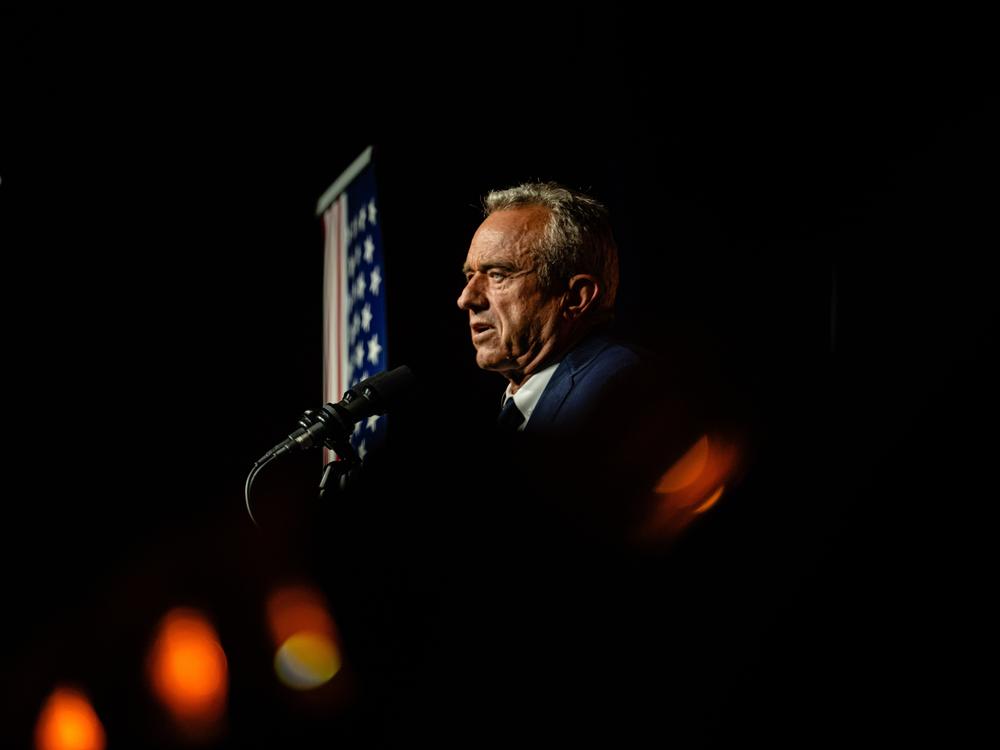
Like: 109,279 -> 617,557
147,608 -> 227,732
35,686 -> 106,750
266,585 -> 337,645
640,434 -> 742,542
267,585 -> 343,690
655,435 -> 710,493
693,484 -> 726,514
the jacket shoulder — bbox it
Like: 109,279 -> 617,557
530,335 -> 646,433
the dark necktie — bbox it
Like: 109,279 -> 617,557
497,397 -> 525,433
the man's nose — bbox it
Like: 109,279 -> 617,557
457,274 -> 487,311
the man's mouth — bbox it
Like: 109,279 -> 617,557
471,322 -> 494,340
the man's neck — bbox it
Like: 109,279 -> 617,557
504,325 -> 595,394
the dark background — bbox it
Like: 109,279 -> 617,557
2,10 -> 996,747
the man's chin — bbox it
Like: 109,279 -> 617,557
475,349 -> 508,373
475,354 -> 499,371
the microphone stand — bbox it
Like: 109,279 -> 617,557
291,406 -> 365,499
248,366 -> 415,523
317,439 -> 361,499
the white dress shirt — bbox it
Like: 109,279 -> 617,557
500,361 -> 560,431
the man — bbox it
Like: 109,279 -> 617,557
457,181 -> 641,435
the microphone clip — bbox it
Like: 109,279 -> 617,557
246,366 -> 415,522
296,406 -> 363,498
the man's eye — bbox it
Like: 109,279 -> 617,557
488,271 -> 506,281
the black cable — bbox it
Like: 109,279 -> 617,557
244,455 -> 276,527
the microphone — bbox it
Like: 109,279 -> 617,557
257,365 -> 416,463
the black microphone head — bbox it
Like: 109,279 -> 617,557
339,366 -> 416,421
358,366 -> 416,409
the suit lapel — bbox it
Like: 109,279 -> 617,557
525,334 -> 611,432
527,361 -> 573,430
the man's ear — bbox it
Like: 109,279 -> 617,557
563,274 -> 601,320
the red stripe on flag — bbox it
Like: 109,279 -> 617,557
335,198 -> 343,401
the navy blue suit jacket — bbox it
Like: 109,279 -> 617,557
524,331 -> 642,436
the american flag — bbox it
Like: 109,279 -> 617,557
318,147 -> 389,464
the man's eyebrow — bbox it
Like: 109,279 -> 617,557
461,261 -> 517,275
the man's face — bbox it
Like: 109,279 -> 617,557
457,206 -> 565,378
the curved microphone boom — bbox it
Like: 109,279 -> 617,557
261,365 -> 415,462
245,365 -> 415,525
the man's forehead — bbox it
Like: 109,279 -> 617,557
466,206 -> 547,266
481,205 -> 549,238
464,242 -> 522,268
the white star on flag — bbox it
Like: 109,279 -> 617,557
358,207 -> 366,231
364,236 -> 375,264
366,414 -> 380,432
368,198 -> 377,226
354,421 -> 362,437
355,272 -> 366,299
367,333 -> 382,365
354,342 -> 365,368
358,440 -> 367,460
351,312 -> 361,342
361,303 -> 373,332
370,266 -> 382,295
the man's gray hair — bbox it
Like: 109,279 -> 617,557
483,182 -> 620,318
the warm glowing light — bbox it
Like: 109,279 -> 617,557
655,435 -> 710,493
693,484 -> 725,514
35,687 -> 106,750
147,608 -> 227,731
266,585 -> 337,645
275,632 -> 342,689
640,434 -> 743,542
267,585 -> 342,690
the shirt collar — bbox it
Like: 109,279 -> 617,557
501,360 -> 560,430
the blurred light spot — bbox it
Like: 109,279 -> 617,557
655,435 -> 710,493
266,585 -> 336,645
693,484 -> 725,514
640,434 -> 742,542
267,585 -> 342,690
147,608 -> 227,734
35,686 -> 106,750
275,632 -> 342,689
